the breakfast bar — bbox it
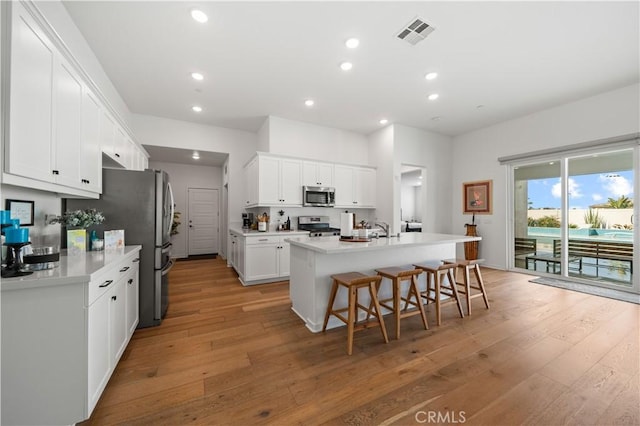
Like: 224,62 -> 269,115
285,233 -> 481,332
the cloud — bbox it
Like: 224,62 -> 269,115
599,174 -> 633,197
592,193 -> 603,201
552,178 -> 582,199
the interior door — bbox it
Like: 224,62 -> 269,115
187,188 -> 219,255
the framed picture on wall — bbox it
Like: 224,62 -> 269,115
5,199 -> 35,226
463,180 -> 492,215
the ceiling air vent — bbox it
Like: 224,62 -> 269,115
396,17 -> 435,45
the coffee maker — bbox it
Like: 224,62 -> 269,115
242,213 -> 254,230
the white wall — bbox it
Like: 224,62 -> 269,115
394,125 -> 454,234
368,126 -> 395,231
149,161 -> 223,258
451,83 -> 640,269
266,116 -> 370,165
132,114 -> 258,258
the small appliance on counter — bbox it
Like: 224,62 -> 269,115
22,246 -> 60,271
298,216 -> 341,237
242,212 -> 254,230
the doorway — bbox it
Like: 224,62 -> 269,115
400,165 -> 425,232
188,188 -> 219,256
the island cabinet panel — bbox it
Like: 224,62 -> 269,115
1,247 -> 141,425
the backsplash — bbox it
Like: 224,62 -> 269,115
245,206 -> 377,231
1,184 -> 62,248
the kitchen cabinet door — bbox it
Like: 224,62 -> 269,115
125,265 -> 140,336
279,159 -> 302,205
87,289 -> 110,414
354,167 -> 376,207
258,156 -> 280,205
7,2 -> 54,183
237,234 -> 246,279
109,279 -> 128,364
52,57 -> 83,188
334,165 -> 355,207
245,244 -> 279,281
244,158 -> 258,206
80,89 -> 102,193
100,110 -> 116,160
278,241 -> 291,276
303,161 -> 333,187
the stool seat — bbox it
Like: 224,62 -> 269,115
375,267 -> 428,339
323,272 -> 389,355
442,258 -> 489,315
413,262 -> 464,326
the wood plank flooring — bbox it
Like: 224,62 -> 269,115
81,258 -> 640,425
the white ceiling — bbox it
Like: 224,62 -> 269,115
63,1 -> 639,138
143,145 -> 228,167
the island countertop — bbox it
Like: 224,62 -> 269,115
285,232 -> 480,254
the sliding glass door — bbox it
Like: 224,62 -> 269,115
512,146 -> 636,293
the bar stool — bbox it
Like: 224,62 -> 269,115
443,259 -> 490,315
375,267 -> 428,339
413,262 -> 465,326
323,272 -> 389,355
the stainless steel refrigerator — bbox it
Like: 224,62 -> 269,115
67,168 -> 175,328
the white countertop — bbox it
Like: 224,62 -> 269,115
1,245 -> 142,291
285,232 -> 480,254
229,226 -> 308,237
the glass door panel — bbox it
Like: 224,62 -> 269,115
514,160 -> 562,274
567,150 -> 634,287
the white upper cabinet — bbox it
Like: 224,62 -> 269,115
6,3 -> 54,183
52,56 -> 83,188
303,161 -> 334,187
334,164 -> 376,208
80,89 -> 102,193
247,155 -> 302,207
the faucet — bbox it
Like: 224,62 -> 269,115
375,222 -> 390,237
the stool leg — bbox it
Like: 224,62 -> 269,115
447,269 -> 464,319
323,280 -> 339,331
463,265 -> 472,315
435,271 -> 442,326
369,282 -> 389,343
347,286 -> 357,355
411,274 -> 429,330
474,264 -> 490,309
393,278 -> 401,339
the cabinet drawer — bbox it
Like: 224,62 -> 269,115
88,255 -> 140,305
245,235 -> 280,245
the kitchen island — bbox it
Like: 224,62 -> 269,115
285,233 -> 480,332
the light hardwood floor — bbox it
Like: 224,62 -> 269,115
81,257 -> 639,425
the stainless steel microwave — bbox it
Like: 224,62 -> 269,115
303,186 -> 335,207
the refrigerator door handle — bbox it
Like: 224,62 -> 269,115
155,259 -> 175,319
161,242 -> 172,254
161,258 -> 175,276
167,182 -> 175,237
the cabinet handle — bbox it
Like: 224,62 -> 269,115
86,179 -> 90,184
133,258 -> 140,262
52,170 -> 59,175
120,266 -> 130,272
258,238 -> 268,241
128,279 -> 133,285
99,280 -> 113,288
111,295 -> 117,301
115,153 -> 120,158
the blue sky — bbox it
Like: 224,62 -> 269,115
528,170 -> 634,209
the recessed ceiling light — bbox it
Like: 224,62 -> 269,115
419,175 -> 423,179
304,99 -> 315,107
192,105 -> 202,112
191,72 -> 204,81
428,93 -> 439,101
340,62 -> 353,71
191,10 -> 208,23
379,119 -> 388,125
425,72 -> 438,80
192,151 -> 200,160
345,38 -> 359,49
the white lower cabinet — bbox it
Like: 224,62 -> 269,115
1,247 -> 140,425
230,232 -> 293,285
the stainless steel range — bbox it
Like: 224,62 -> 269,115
298,216 -> 340,237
